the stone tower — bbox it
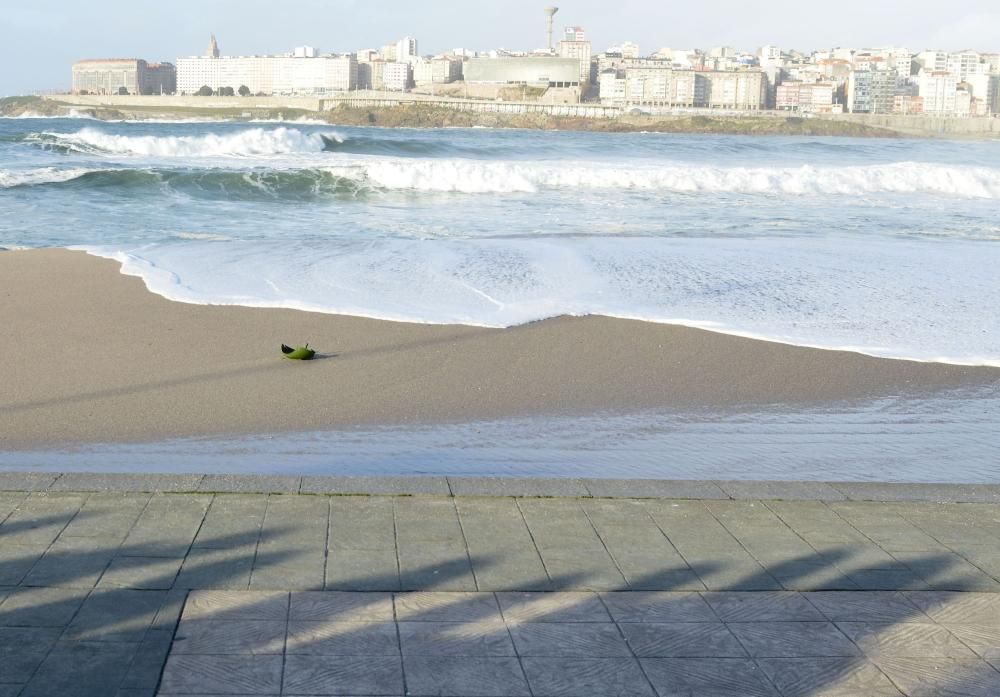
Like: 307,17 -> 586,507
207,34 -> 220,58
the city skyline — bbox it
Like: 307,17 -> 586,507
2,0 -> 999,95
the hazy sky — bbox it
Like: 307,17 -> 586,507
2,0 -> 998,95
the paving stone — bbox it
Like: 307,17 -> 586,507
250,546 -> 325,591
600,591 -> 717,623
833,482 -> 1000,504
398,550 -> 477,591
838,622 -> 978,658
286,620 -> 398,656
49,474 -> 204,493
398,620 -> 515,656
619,622 -> 746,658
0,687 -> 23,697
405,655 -> 529,696
58,494 -> 149,539
0,587 -> 88,627
904,591 -> 1000,624
173,619 -> 287,655
395,592 -> 502,622
806,591 -> 926,623
97,556 -> 184,590
0,473 -> 58,492
715,480 -> 848,501
0,494 -> 85,545
197,475 -> 301,494
584,479 -> 728,499
702,591 -> 825,622
0,544 -> 47,585
65,589 -> 168,642
283,654 -> 403,695
160,654 -> 283,695
943,624 -> 1000,659
192,496 -> 268,549
641,657 -> 777,696
300,475 -> 450,495
290,591 -> 394,622
523,656 -> 654,697
151,587 -> 189,631
174,546 -> 257,590
874,656 -> 1000,697
448,477 -> 589,497
497,591 -> 610,623
509,622 -> 631,657
181,591 -> 288,622
325,549 -> 400,591
757,657 -> 903,697
119,628 -> 174,690
17,640 -> 139,697
728,621 -> 861,658
0,626 -> 62,682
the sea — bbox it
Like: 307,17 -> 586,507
2,115 -> 999,480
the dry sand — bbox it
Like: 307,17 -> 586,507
2,248 -> 997,449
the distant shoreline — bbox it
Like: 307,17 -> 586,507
4,94 -> 999,139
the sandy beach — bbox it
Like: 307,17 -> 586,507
2,248 -> 997,449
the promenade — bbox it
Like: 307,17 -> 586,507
1,473 -> 999,696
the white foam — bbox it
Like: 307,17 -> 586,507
81,235 -> 1000,367
37,126 -> 343,157
347,159 -> 1000,198
0,167 -> 94,188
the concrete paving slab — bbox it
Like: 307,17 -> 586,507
197,475 -> 301,494
807,591 -> 927,623
286,620 -> 398,656
398,620 -> 515,656
523,656 -> 655,696
290,591 -> 393,623
181,591 -> 288,622
173,619 -> 286,655
584,479 -> 728,499
838,621 -> 978,658
405,655 -> 529,697
0,625 -> 62,682
17,640 -> 139,697
619,622 -> 747,658
0,587 -> 89,627
716,480 -> 848,501
299,475 -> 450,495
448,477 -> 589,497
874,656 -> 1000,697
395,592 -> 502,623
509,622 -> 631,657
600,591 -> 716,623
0,472 -> 59,492
640,657 -> 778,696
728,621 -> 861,658
50,474 -> 204,493
159,654 -> 283,695
702,591 -> 826,622
756,657 -> 904,697
282,654 -> 403,695
832,482 -> 1000,504
497,591 -> 610,624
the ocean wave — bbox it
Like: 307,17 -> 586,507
354,159 -> 1000,198
0,166 -> 95,188
26,126 -> 345,157
7,160 -> 1000,200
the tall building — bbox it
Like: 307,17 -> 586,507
176,38 -> 357,95
72,59 -> 176,95
207,34 -> 220,59
396,37 -> 418,63
919,70 -> 958,114
847,68 -> 901,113
558,26 -> 593,86
600,66 -> 764,110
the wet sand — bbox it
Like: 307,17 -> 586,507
2,248 -> 997,449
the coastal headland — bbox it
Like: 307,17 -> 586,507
2,248 -> 997,449
5,94 -> 1000,139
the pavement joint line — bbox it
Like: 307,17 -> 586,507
699,498 -> 783,590
579,500 -> 630,589
514,497 -> 553,589
451,496 -> 481,592
594,586 -> 660,696
641,500 -> 708,593
891,503 -> 1000,585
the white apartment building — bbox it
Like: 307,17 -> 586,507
776,82 -> 836,112
946,50 -> 983,82
176,53 -> 357,95
965,73 -> 1000,115
382,62 -> 412,91
919,70 -> 959,114
558,26 -> 593,86
601,66 -> 763,110
413,57 -> 463,85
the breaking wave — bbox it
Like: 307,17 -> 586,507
6,160 -> 1000,200
26,127 -> 344,157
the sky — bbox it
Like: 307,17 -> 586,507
1,0 -> 998,95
